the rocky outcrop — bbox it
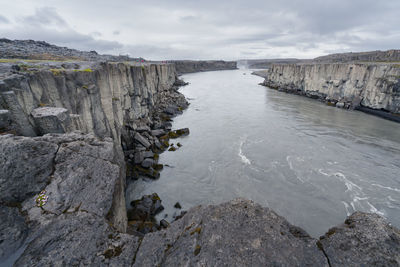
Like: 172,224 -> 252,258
4,182 -> 399,266
172,60 -> 237,74
0,38 -> 143,62
319,211 -> 400,266
0,132 -> 134,265
262,63 -> 400,118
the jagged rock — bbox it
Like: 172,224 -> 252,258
134,132 -> 151,148
133,199 -> 327,266
0,134 -> 58,203
174,202 -> 182,209
319,212 -> 400,266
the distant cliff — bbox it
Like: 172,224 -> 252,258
172,60 -> 237,74
238,58 -> 304,69
314,49 -> 400,63
262,63 -> 400,119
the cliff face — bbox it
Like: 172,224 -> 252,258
263,63 -> 400,114
173,60 -> 237,74
0,62 -> 177,141
0,61 -> 183,234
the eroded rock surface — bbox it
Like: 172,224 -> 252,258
319,211 -> 400,266
134,199 -> 328,266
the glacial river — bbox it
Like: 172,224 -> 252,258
126,69 -> 400,237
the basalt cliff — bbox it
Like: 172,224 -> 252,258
0,41 -> 399,266
262,62 -> 400,121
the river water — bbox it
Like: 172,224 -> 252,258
126,69 -> 400,237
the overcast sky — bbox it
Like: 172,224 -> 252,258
0,0 -> 399,60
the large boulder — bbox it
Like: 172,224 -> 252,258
31,107 -> 72,135
15,212 -> 140,266
319,211 -> 400,266
0,134 -> 58,203
133,198 -> 328,266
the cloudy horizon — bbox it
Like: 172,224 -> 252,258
0,0 -> 399,60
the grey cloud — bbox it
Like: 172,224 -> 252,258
1,0 -> 400,59
0,15 -> 9,24
22,7 -> 67,27
1,7 -> 123,54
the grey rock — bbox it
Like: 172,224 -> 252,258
24,134 -> 121,218
128,193 -> 164,221
15,212 -> 140,266
31,107 -> 71,134
134,132 -> 151,148
0,109 -> 11,130
0,134 -> 58,202
141,158 -> 154,168
143,150 -> 154,158
319,211 -> 400,266
134,198 -> 327,266
336,102 -> 345,108
154,139 -> 162,150
160,219 -> 170,228
134,152 -> 145,164
164,105 -> 180,116
0,205 -> 29,261
136,125 -> 151,133
162,122 -> 172,131
151,129 -> 165,137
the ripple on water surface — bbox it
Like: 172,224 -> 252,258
126,69 -> 400,237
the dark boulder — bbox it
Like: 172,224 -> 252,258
128,193 -> 164,222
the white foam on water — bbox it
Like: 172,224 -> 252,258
341,201 -> 351,216
333,172 -> 362,192
319,169 -> 386,218
238,138 -> 251,165
372,183 -> 400,193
